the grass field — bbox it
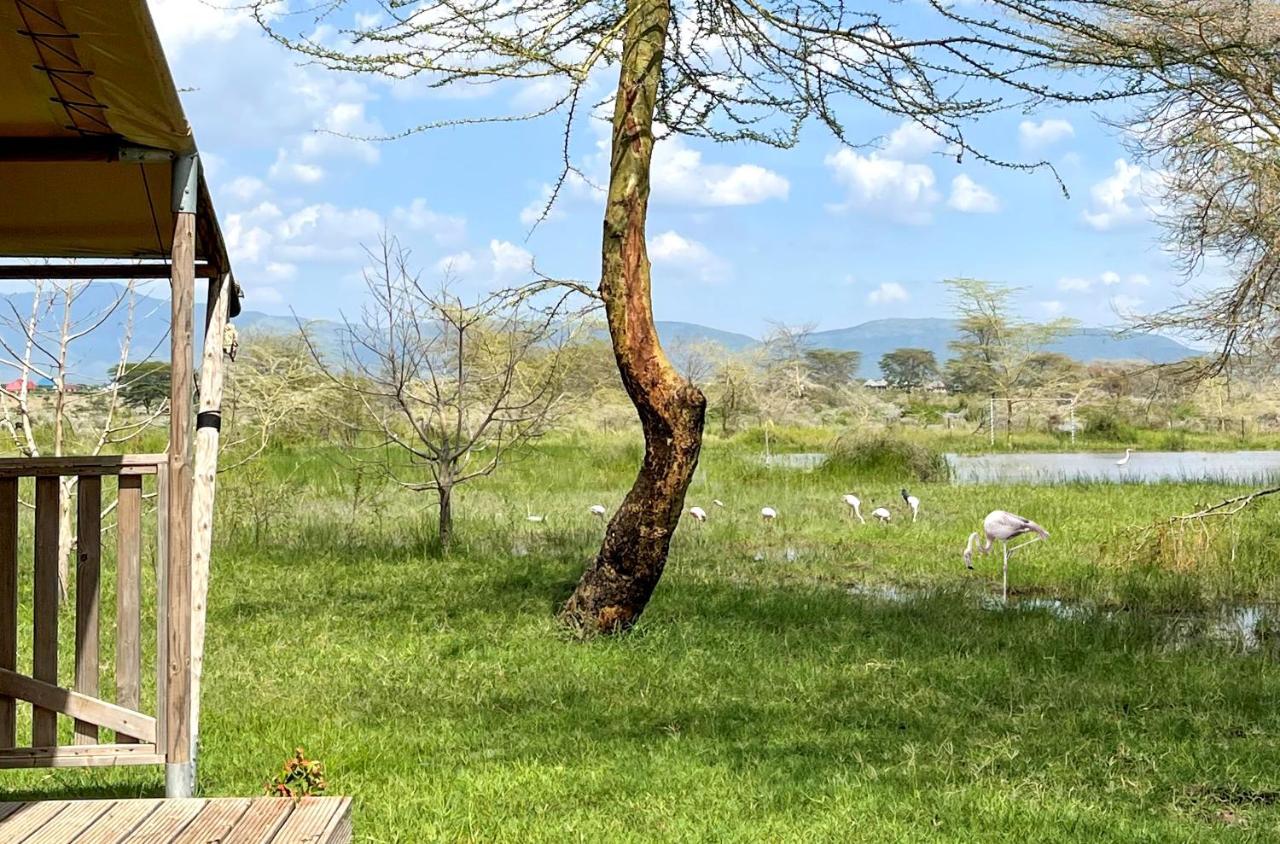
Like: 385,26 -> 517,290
5,430 -> 1280,841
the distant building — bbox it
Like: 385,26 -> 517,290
924,380 -> 949,394
4,378 -> 35,393
863,378 -> 889,390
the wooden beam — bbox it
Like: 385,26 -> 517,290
0,668 -> 156,742
0,137 -> 175,162
0,744 -> 163,769
0,454 -> 165,478
166,210 -> 196,779
190,272 -> 230,758
0,264 -> 220,281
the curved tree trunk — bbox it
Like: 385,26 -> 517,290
560,0 -> 706,635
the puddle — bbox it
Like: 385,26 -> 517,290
846,582 -> 1275,652
947,450 -> 1280,485
762,452 -> 828,470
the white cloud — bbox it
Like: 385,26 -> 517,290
652,137 -> 789,206
1100,271 -> 1122,286
649,231 -> 729,283
149,0 -> 250,57
1128,273 -> 1152,286
268,151 -> 325,185
948,175 -> 1000,213
1041,300 -> 1064,315
1111,294 -> 1144,314
434,252 -> 477,276
1082,160 -> 1164,231
868,282 -> 909,304
824,149 -> 938,224
882,121 -> 943,159
490,240 -> 534,278
225,176 -> 267,203
1058,276 -> 1092,292
391,198 -> 467,245
1019,119 -> 1075,149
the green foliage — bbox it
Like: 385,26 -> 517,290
879,347 -> 939,390
1082,408 -> 1137,442
265,747 -> 327,798
826,431 -> 950,482
803,348 -> 861,389
114,361 -> 170,411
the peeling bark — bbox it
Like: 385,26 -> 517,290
559,0 -> 706,635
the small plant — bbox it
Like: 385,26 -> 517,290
265,747 -> 327,799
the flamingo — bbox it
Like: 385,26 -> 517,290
761,506 -> 777,522
901,488 -> 920,522
688,506 -> 707,522
589,504 -> 607,520
842,493 -> 865,524
963,510 -> 1050,602
871,507 -> 892,523
1116,448 -> 1134,467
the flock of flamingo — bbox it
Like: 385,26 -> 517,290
538,448 -> 1145,601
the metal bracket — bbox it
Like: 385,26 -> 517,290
171,152 -> 200,214
118,144 -> 176,164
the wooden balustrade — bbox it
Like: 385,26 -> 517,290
0,454 -> 172,769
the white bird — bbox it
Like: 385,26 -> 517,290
688,506 -> 707,522
526,514 -> 545,523
963,510 -> 1050,602
589,504 -> 607,519
1116,447 -> 1134,467
871,507 -> 892,523
713,499 -> 725,508
760,506 -> 777,522
842,494 -> 865,524
900,488 -> 920,522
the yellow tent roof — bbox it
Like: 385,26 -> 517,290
0,0 -> 235,303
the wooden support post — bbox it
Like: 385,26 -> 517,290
166,200 -> 196,797
190,272 -> 229,761
74,475 -> 102,744
116,474 -> 142,742
33,477 -> 60,746
0,478 -> 15,747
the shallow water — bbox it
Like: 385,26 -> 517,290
846,582 -> 1274,652
947,450 -> 1280,485
762,452 -> 828,470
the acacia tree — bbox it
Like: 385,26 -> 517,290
309,237 -> 573,549
880,348 -> 939,392
254,0 -> 1168,633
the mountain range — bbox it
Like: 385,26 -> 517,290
0,284 -> 1197,382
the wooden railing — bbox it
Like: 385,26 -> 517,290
0,454 -> 171,769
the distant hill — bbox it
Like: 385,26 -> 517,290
0,284 -> 1198,382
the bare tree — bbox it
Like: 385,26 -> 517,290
308,236 -> 573,549
253,0 -> 1169,633
0,279 -> 164,597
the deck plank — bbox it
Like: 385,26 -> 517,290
220,800 -> 293,844
0,801 -> 66,840
170,797 -> 251,844
74,800 -> 162,844
269,798 -> 345,844
119,799 -> 204,844
23,800 -> 113,842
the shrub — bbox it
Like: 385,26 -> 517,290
265,747 -> 327,799
1082,408 -> 1136,443
825,431 -> 950,482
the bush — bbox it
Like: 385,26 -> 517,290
825,431 -> 950,482
265,747 -> 327,799
1082,408 -> 1137,443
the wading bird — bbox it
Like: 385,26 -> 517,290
872,507 -> 892,523
589,504 -> 607,519
713,499 -> 725,508
761,506 -> 777,522
1116,447 -> 1133,467
842,493 -> 865,524
526,514 -> 545,524
688,506 -> 707,522
901,488 -> 920,522
963,510 -> 1050,602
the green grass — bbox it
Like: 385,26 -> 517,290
6,432 -> 1280,841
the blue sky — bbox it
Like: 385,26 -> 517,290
149,1 -> 1197,338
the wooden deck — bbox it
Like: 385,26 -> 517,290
0,797 -> 351,843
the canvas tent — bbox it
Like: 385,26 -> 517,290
0,0 -> 238,798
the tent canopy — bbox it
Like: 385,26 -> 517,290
0,0 -> 237,311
